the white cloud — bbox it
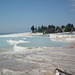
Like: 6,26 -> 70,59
68,0 -> 75,6
68,0 -> 75,11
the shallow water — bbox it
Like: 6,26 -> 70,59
0,33 -> 71,53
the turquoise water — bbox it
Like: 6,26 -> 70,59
0,37 -> 12,51
0,34 -> 71,53
0,37 -> 23,51
18,35 -> 70,47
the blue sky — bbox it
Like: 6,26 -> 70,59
0,0 -> 75,33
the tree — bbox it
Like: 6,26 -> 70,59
31,23 -> 75,33
61,25 -> 65,29
65,24 -> 74,32
37,25 -> 47,33
41,26 -> 47,32
48,25 -> 51,29
37,26 -> 41,32
50,25 -> 55,30
31,26 -> 34,33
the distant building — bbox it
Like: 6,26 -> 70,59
57,28 -> 62,33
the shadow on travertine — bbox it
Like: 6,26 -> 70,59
55,68 -> 72,75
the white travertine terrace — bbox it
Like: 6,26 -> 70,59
50,32 -> 75,41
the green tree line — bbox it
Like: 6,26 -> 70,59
31,24 -> 75,33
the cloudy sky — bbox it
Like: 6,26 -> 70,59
0,0 -> 75,33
